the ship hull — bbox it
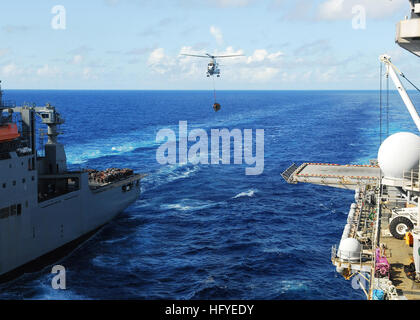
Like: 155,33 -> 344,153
0,180 -> 140,278
0,222 -> 104,282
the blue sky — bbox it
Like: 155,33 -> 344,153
0,0 -> 418,90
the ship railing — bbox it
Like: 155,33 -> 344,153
333,243 -> 373,299
331,243 -> 372,272
68,164 -> 90,172
0,152 -> 11,160
403,169 -> 420,191
281,163 -> 299,183
1,100 -> 16,108
331,245 -> 337,261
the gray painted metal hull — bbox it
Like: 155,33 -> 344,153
0,153 -> 141,276
0,98 -> 144,280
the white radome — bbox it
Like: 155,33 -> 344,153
378,132 -> 420,179
337,238 -> 361,261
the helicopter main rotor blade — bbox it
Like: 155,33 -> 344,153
212,54 -> 244,58
180,54 -> 209,58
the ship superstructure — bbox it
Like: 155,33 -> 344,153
0,82 -> 144,279
282,0 -> 420,300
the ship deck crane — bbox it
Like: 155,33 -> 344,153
380,55 -> 420,131
380,54 -> 420,280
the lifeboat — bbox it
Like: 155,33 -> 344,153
0,123 -> 20,142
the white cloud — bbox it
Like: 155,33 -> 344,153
247,49 -> 267,63
147,48 -> 176,74
318,0 -> 344,20
104,0 -> 255,8
294,39 -> 330,56
246,49 -> 283,64
1,63 -> 30,77
316,66 -> 337,82
178,46 -> 205,77
68,46 -> 93,55
2,63 -> 18,76
82,67 -> 99,79
36,64 -> 61,77
146,44 -> 353,85
104,0 -> 120,5
83,67 -> 92,78
0,49 -> 10,57
210,26 -> 223,46
208,0 -> 254,7
145,45 -> 287,84
302,70 -> 313,81
317,0 -> 406,20
73,65 -> 105,80
249,67 -> 280,82
148,48 -> 165,65
267,52 -> 284,61
73,55 -> 83,64
280,71 -> 297,82
180,46 -> 283,82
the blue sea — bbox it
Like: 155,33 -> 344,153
0,90 -> 419,300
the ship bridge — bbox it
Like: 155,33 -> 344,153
396,0 -> 420,57
282,162 -> 381,190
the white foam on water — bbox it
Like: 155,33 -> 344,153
160,199 -> 215,212
161,203 -> 194,211
279,280 -> 310,293
102,235 -> 129,245
203,276 -> 215,284
166,165 -> 200,183
29,277 -> 88,300
261,247 -> 282,254
142,164 -> 201,192
66,131 -> 158,164
233,189 -> 258,199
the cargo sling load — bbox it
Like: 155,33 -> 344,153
282,0 -> 420,300
0,83 -> 144,280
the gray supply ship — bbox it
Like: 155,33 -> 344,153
0,84 -> 144,280
282,0 -> 420,300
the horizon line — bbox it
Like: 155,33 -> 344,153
1,88 -> 402,91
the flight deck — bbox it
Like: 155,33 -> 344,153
282,163 -> 380,190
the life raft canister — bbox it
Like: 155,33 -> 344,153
213,102 -> 221,112
0,123 -> 20,142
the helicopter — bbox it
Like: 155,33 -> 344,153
180,53 -> 243,77
180,52 -> 244,112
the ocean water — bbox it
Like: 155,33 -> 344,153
0,89 -> 419,300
